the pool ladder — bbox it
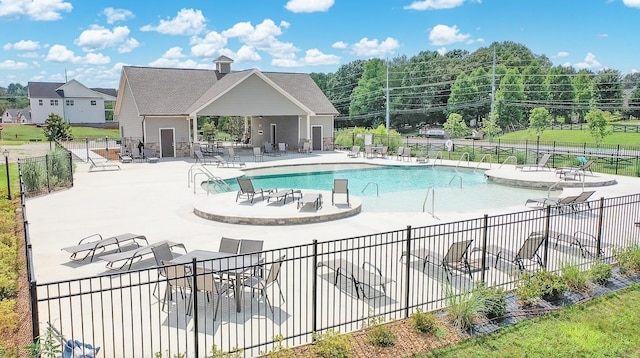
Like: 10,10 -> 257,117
449,175 -> 462,188
422,187 -> 436,217
476,154 -> 492,169
499,155 -> 518,168
455,152 -> 470,168
188,164 -> 232,195
361,182 -> 379,196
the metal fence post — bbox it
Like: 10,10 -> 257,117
542,205 -> 552,269
404,226 -> 412,318
45,154 -> 51,193
191,258 -> 199,354
596,197 -> 605,258
312,239 -> 318,334
105,136 -> 109,156
480,215 -> 488,283
615,145 -> 620,175
85,137 -> 89,162
69,152 -> 74,187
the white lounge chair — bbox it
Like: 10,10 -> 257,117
88,157 -> 121,172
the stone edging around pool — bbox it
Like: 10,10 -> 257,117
193,191 -> 362,225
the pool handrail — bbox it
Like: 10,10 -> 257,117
499,155 -> 518,168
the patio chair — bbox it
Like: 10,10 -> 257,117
160,260 -> 191,313
195,150 -> 215,164
481,231 -> 546,271
88,157 -> 121,172
364,145 -> 373,159
241,255 -> 286,312
227,147 -> 241,161
402,147 -> 412,162
300,141 -> 312,154
278,142 -> 287,155
235,177 -> 274,203
396,146 -> 404,160
516,153 -> 551,171
264,142 -> 280,156
239,239 -> 264,254
188,267 -> 231,319
331,179 -> 349,206
143,148 -> 159,163
346,145 -> 360,158
401,239 -> 474,280
151,242 -> 176,297
219,237 -> 241,254
253,147 -> 264,161
317,258 -> 394,299
47,322 -> 100,358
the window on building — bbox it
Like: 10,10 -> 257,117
91,100 -> 96,106
50,99 -> 59,106
38,99 -> 43,106
65,100 -> 74,106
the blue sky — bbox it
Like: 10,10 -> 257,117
1,0 -> 639,89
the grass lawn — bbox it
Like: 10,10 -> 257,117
414,284 -> 640,357
497,129 -> 640,146
0,124 -> 119,145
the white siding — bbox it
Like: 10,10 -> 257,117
30,98 -> 63,124
116,84 -> 143,138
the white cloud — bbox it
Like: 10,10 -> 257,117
75,25 -> 133,52
436,47 -> 447,55
623,0 -> 640,8
428,24 -> 470,45
234,45 -> 262,63
3,40 -> 40,51
118,38 -> 140,53
555,51 -> 569,58
18,52 -> 39,58
0,0 -> 72,20
596,33 -> 608,38
299,48 -> 340,65
285,0 -> 334,13
573,52 -> 601,70
140,8 -> 206,35
332,41 -> 348,49
404,0 -> 477,11
103,7 -> 134,24
163,47 -> 187,59
351,37 -> 400,57
222,19 -> 299,58
44,44 -> 111,65
190,31 -> 227,58
0,59 -> 29,70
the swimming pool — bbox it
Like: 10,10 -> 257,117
213,164 -> 556,213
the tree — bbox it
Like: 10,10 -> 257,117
494,69 -> 526,130
201,122 -> 217,142
545,66 -> 575,121
573,70 -> 594,121
481,112 -> 502,138
443,113 -> 469,138
585,109 -> 612,144
591,69 -> 623,111
44,113 -> 72,141
528,107 -> 552,137
349,58 -> 386,127
628,81 -> 640,119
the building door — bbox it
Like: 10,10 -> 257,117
160,128 -> 175,158
312,126 -> 322,151
270,124 -> 277,145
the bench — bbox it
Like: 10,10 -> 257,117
99,240 -> 187,270
317,258 -> 393,298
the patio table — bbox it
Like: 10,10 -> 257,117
170,250 -> 262,313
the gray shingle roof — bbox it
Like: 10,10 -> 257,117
27,82 -> 64,98
122,66 -> 338,116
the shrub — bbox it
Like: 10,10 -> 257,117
312,329 -> 353,358
21,162 -> 45,193
473,282 -> 508,319
25,324 -> 62,358
615,245 -> 640,275
364,315 -> 396,347
560,263 -> 589,292
410,309 -> 437,334
445,288 -> 485,331
589,260 -> 612,285
262,335 -> 294,358
516,270 -> 569,304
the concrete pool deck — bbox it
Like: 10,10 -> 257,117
25,150 -> 640,283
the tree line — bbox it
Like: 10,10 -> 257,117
309,41 -> 640,132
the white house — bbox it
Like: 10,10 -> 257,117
28,80 -> 117,124
114,56 -> 339,158
1,107 -> 30,123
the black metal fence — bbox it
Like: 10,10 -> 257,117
30,193 -> 640,357
18,151 -> 74,197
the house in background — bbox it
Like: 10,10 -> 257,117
114,56 -> 339,158
28,80 -> 117,124
1,107 -> 30,123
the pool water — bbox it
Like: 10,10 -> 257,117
214,164 -> 555,213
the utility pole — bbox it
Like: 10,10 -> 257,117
385,60 -> 390,131
490,47 -> 496,114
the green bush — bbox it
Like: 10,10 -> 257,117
410,309 -> 437,334
615,245 -> 640,275
47,150 -> 72,186
445,288 -> 485,331
21,162 -> 45,193
262,335 -> 294,358
364,315 -> 397,347
516,270 -> 569,304
334,126 -> 403,152
312,329 -> 353,358
561,264 -> 589,292
473,282 -> 508,319
589,260 -> 612,285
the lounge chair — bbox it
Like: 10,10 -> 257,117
347,146 -> 360,158
61,233 -> 148,262
480,231 -> 546,271
317,258 -> 394,299
550,230 -> 608,258
297,193 -> 323,210
402,147 -> 412,162
516,153 -> 551,171
118,151 -> 133,163
557,159 -> 595,179
214,155 -> 246,167
331,179 -> 349,206
99,240 -> 187,270
534,190 -> 595,212
267,188 -> 302,204
144,148 -> 159,163
396,146 -> 405,160
236,177 -> 274,203
88,157 -> 121,172
401,239 -> 474,280
253,147 -> 264,161
195,150 -> 215,164
241,255 -> 286,312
